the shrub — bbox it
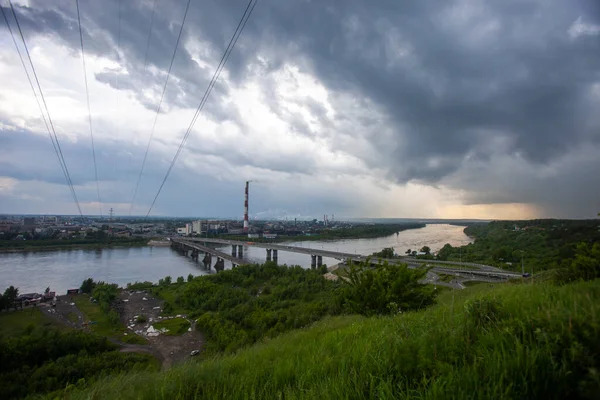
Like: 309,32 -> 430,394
136,315 -> 147,324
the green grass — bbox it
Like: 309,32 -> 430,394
149,284 -> 188,316
0,307 -> 64,338
152,317 -> 191,336
72,279 -> 600,399
72,295 -> 147,344
437,273 -> 455,283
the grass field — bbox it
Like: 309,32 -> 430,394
72,295 -> 147,345
71,279 -> 600,399
0,307 -> 64,338
152,317 -> 191,336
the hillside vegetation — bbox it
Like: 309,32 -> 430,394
437,219 -> 600,272
71,279 -> 600,399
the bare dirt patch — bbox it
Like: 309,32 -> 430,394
118,290 -> 203,368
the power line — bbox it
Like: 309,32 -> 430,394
75,0 -> 102,217
145,0 -> 259,217
129,0 -> 192,215
0,5 -> 66,182
4,0 -> 83,216
142,0 -> 158,73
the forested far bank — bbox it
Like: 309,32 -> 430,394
437,219 -> 600,272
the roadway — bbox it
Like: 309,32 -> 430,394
176,237 -> 522,279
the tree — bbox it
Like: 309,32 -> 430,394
45,287 -> 50,295
3,286 -> 19,311
373,247 -> 394,259
177,276 -> 185,284
341,259 -> 436,316
164,276 -> 172,285
420,246 -> 431,255
80,278 -> 96,294
405,249 -> 412,255
187,274 -> 194,282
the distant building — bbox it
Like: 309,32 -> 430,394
263,233 -> 278,239
248,233 -> 260,239
23,217 -> 36,228
176,224 -> 192,235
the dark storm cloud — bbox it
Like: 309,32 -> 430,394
3,0 -> 599,216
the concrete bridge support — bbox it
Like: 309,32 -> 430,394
231,245 -> 237,256
266,249 -> 272,261
214,257 -> 225,272
317,255 -> 323,268
191,249 -> 199,261
311,255 -> 317,269
203,253 -> 212,269
237,246 -> 244,258
272,249 -> 278,264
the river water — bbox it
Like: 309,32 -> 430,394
0,224 -> 470,294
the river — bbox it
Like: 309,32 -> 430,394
0,224 -> 471,294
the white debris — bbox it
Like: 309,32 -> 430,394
70,303 -> 75,306
133,315 -> 138,320
188,327 -> 192,332
148,332 -> 160,337
147,326 -> 156,333
123,299 -> 129,302
142,297 -> 147,301
123,333 -> 128,336
153,306 -> 161,310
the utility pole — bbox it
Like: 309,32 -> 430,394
109,208 -> 114,221
521,251 -> 525,276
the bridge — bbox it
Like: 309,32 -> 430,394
170,237 -> 522,280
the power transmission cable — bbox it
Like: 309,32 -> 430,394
75,0 -> 102,217
144,0 -> 259,218
4,1 -> 83,216
1,5 -> 65,180
128,0 -> 192,215
142,0 -> 158,73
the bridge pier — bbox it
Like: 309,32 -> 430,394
191,249 -> 199,261
231,245 -> 237,256
203,253 -> 212,269
237,246 -> 244,258
317,255 -> 323,268
214,257 -> 225,272
311,255 -> 317,269
272,249 -> 278,264
266,249 -> 272,261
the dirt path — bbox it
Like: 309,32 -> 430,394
118,290 -> 204,368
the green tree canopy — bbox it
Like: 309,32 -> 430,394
341,260 -> 436,316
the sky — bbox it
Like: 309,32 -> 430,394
0,0 -> 599,220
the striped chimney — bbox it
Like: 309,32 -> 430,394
243,181 -> 249,232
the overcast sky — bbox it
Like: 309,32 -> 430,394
0,0 -> 599,220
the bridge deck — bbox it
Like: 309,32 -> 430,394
175,237 -> 521,279
173,239 -> 243,265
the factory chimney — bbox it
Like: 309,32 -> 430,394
243,181 -> 250,232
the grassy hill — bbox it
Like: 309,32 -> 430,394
68,280 -> 600,399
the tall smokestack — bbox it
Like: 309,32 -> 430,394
243,181 -> 250,232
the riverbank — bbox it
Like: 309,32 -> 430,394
218,223 -> 426,244
0,239 -> 149,253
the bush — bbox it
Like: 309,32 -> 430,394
80,278 -> 96,294
341,259 -> 436,316
553,242 -> 600,284
136,315 -> 147,324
